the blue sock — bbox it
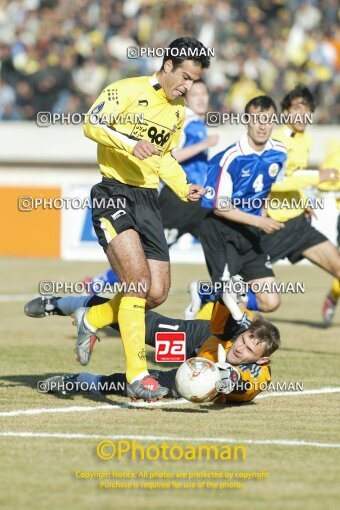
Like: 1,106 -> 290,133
246,290 -> 259,311
57,296 -> 91,316
198,288 -> 218,305
90,269 -> 120,294
105,269 -> 119,284
75,372 -> 104,395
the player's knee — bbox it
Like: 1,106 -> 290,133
123,274 -> 151,298
257,293 -> 281,312
147,286 -> 169,309
333,262 -> 340,280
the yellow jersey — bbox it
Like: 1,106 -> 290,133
267,127 -> 319,222
84,74 -> 191,200
274,126 -> 312,176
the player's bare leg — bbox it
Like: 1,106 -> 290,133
105,229 -> 151,298
302,241 -> 340,279
246,276 -> 281,312
302,241 -> 340,325
146,259 -> 170,308
74,228 -> 169,400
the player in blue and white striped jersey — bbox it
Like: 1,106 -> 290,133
198,96 -> 287,314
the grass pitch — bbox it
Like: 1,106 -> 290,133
0,258 -> 339,510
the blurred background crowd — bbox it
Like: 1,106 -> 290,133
0,0 -> 339,123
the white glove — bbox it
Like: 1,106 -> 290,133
214,344 -> 241,394
230,274 -> 247,303
220,272 -> 247,322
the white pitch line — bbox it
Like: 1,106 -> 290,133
0,431 -> 339,449
257,387 -> 340,399
1,387 -> 340,418
0,399 -> 189,417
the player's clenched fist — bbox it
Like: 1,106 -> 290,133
187,184 -> 206,202
257,216 -> 284,234
132,140 -> 159,160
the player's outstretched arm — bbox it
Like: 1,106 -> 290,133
271,168 -> 339,194
214,206 -> 284,234
158,150 -> 199,201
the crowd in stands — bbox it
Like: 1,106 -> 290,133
0,0 -> 339,122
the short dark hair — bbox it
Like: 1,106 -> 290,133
245,95 -> 277,114
161,37 -> 211,71
247,315 -> 281,356
281,85 -> 316,112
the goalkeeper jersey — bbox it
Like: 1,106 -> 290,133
84,74 -> 191,200
197,300 -> 271,403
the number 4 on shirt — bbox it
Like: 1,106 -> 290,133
253,174 -> 264,192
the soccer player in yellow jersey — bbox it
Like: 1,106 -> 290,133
75,38 -> 209,401
260,85 -> 340,316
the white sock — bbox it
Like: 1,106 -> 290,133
130,371 -> 149,384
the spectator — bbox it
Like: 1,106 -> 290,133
0,78 -> 16,119
0,0 -> 338,123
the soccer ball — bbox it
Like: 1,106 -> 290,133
175,357 -> 220,403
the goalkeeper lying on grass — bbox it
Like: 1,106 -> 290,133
25,285 -> 280,403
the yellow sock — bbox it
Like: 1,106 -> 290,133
330,279 -> 340,302
86,293 -> 122,330
196,302 -> 214,320
118,296 -> 147,383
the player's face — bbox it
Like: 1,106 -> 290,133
226,331 -> 268,365
246,106 -> 276,148
185,81 -> 209,115
285,97 -> 312,133
162,60 -> 203,101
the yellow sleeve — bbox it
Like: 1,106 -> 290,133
158,118 -> 191,200
318,140 -> 340,191
83,83 -> 136,155
271,170 -> 320,192
210,300 -> 231,335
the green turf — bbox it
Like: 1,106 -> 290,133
0,258 -> 339,510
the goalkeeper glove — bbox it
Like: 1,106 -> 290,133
232,312 -> 252,338
215,362 -> 241,395
214,344 -> 241,395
